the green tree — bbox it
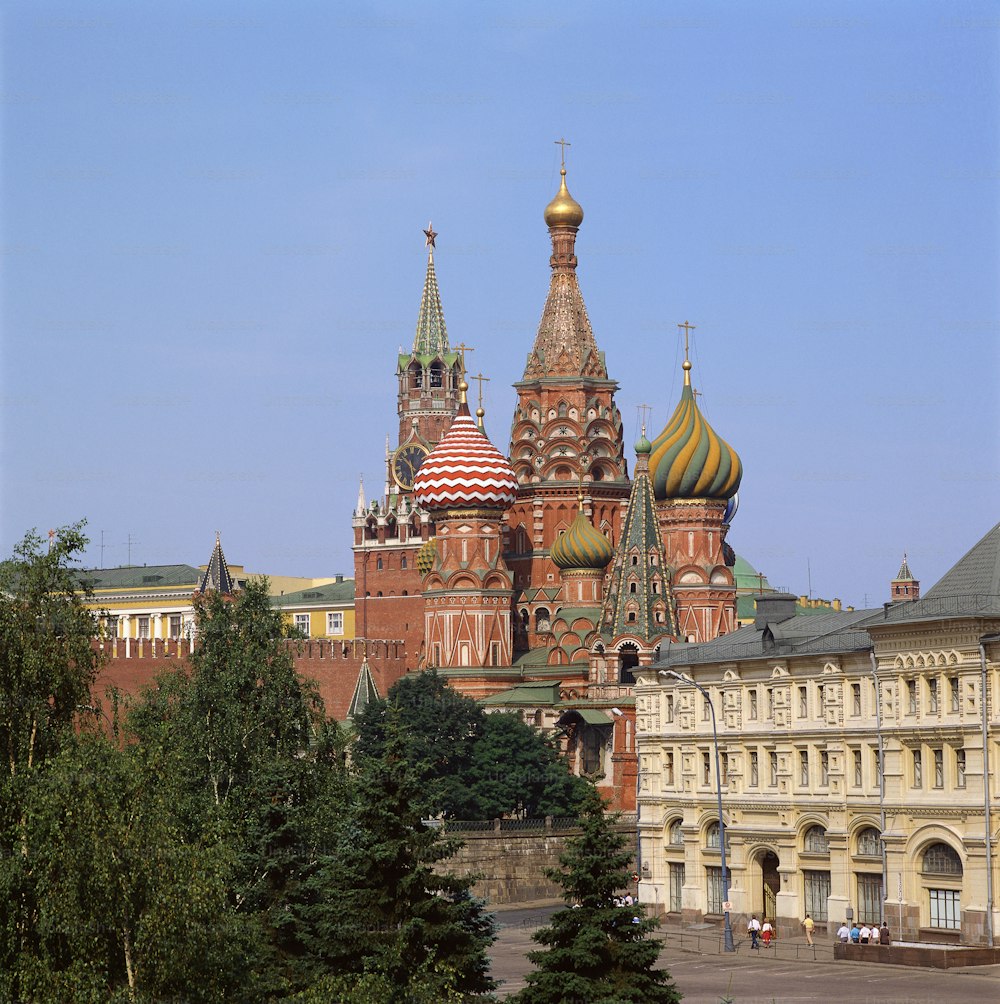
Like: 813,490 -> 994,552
301,713 -> 497,1000
354,671 -> 588,821
470,712 -> 591,819
353,669 -> 483,818
513,789 -> 680,1004
15,730 -> 254,1004
0,522 -> 106,1001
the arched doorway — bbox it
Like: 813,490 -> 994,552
760,850 -> 780,923
618,643 -> 639,684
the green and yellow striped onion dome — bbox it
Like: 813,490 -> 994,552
416,537 -> 437,574
550,510 -> 614,571
649,380 -> 742,501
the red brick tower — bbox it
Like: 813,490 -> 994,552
891,553 -> 920,602
649,334 -> 742,643
413,382 -> 519,668
507,163 -> 629,653
351,227 -> 461,661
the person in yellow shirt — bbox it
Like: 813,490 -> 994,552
802,914 -> 815,946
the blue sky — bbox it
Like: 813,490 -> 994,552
3,1 -> 998,609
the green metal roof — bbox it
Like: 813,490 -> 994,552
79,564 -> 203,590
271,579 -> 355,607
481,681 -> 563,706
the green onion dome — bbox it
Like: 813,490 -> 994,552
635,432 -> 652,455
649,362 -> 742,501
551,505 -> 614,571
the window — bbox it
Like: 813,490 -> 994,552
750,751 -> 759,786
853,749 -> 863,787
294,614 -> 310,636
706,822 -> 728,849
665,694 -> 674,722
669,862 -> 685,913
852,683 -> 861,716
873,749 -> 882,786
668,819 -> 684,845
401,555 -> 407,569
913,747 -> 923,787
326,612 -> 344,635
856,827 -> 881,857
928,678 -> 938,713
799,750 -> 809,786
820,750 -> 829,785
956,748 -> 966,787
136,616 -> 150,640
799,686 -> 808,718
929,889 -> 961,930
104,615 -> 118,639
933,747 -> 944,788
769,751 -> 778,786
907,679 -> 917,714
949,676 -> 959,712
748,691 -> 758,719
721,754 -> 729,787
923,842 -> 962,875
168,614 -> 182,639
857,873 -> 883,925
702,696 -> 710,721
766,688 -> 774,718
376,557 -> 383,570
804,870 -> 831,922
664,751 -> 675,786
804,826 -> 829,853
702,752 -> 711,785
706,866 -> 724,914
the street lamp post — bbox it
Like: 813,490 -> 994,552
660,668 -> 735,952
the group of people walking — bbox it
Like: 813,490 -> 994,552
837,920 -> 891,946
746,914 -> 892,948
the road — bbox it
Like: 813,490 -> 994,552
490,904 -> 1000,1003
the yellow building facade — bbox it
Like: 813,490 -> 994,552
635,523 -> 1000,946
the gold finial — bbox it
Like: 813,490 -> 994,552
637,403 -> 652,437
576,483 -> 585,513
423,222 -> 437,251
458,377 -> 469,405
678,320 -> 696,387
554,136 -> 571,169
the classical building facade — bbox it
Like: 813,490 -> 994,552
634,524 -> 1000,945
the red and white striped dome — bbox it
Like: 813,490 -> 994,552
413,407 -> 518,511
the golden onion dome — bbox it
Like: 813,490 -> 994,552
649,363 -> 742,502
544,168 -> 584,229
551,506 -> 614,571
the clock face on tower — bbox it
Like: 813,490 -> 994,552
392,443 -> 429,490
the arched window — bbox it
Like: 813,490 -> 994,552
669,820 -> 684,845
631,555 -> 639,566
856,827 -> 881,856
804,825 -> 829,853
429,361 -> 444,387
706,822 -> 729,849
629,581 -> 637,594
535,608 -> 551,633
376,557 -> 383,571
922,843 -> 962,875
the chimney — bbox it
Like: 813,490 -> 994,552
754,592 -> 798,631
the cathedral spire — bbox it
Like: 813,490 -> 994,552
198,532 -> 237,595
523,156 -> 606,380
413,223 -> 448,356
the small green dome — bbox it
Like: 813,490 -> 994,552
635,433 -> 652,455
551,509 -> 614,571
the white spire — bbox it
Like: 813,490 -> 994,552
356,475 -> 366,515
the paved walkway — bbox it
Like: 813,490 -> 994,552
490,902 -> 1000,1001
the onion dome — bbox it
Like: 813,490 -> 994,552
649,359 -> 742,501
723,491 -> 740,524
635,432 -> 652,455
551,498 -> 614,571
412,382 -> 518,511
544,168 -> 584,229
416,538 -> 437,574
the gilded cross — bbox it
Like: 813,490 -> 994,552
636,403 -> 652,435
471,372 -> 490,409
554,137 -> 571,168
692,388 -> 703,402
453,342 -> 474,375
678,320 -> 696,362
423,222 -> 437,249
